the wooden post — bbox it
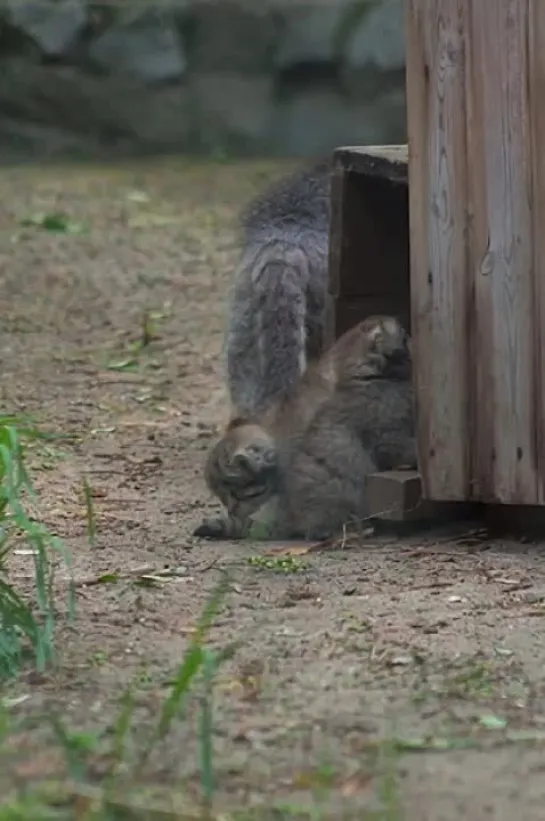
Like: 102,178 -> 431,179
406,0 -> 545,506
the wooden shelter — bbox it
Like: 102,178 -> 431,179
329,0 -> 545,520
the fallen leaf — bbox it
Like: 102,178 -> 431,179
389,655 -> 413,667
105,358 -> 139,372
126,189 -> 150,203
479,713 -> 508,730
74,572 -> 119,588
263,544 -> 312,557
2,695 -> 30,708
494,647 -> 514,658
394,735 -> 477,752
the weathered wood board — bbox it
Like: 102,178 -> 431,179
406,0 -> 545,506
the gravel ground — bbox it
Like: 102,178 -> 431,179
1,157 -> 545,820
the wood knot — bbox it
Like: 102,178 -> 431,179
480,250 -> 495,277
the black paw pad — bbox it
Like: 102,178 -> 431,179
193,517 -> 228,540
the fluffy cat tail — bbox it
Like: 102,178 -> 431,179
226,243 -> 311,417
253,245 -> 309,407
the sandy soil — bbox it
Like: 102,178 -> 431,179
2,157 -> 545,820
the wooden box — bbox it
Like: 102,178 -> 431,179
327,145 -> 410,344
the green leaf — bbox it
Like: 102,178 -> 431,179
91,573 -> 119,585
20,211 -> 87,234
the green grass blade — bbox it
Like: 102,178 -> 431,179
0,419 -> 74,679
137,573 -> 231,772
199,649 -> 217,807
82,478 -> 96,547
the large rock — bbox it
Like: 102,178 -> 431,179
344,0 -> 405,72
274,4 -> 351,68
0,116 -> 101,161
189,72 -> 274,151
88,9 -> 186,83
269,86 -> 391,156
0,0 -> 409,159
0,60 -> 192,155
185,2 -> 280,73
6,0 -> 87,57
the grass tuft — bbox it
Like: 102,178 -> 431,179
0,416 -> 74,679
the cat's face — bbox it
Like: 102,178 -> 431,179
204,419 -> 280,529
336,315 -> 411,382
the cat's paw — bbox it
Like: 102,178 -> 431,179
193,517 -> 230,540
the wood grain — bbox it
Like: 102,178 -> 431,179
468,0 -> 536,503
528,0 -> 545,503
406,0 -> 471,501
407,0 -> 545,506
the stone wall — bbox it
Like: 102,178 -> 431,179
0,0 -> 406,160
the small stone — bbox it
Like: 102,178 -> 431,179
494,647 -> 514,658
389,654 -> 412,666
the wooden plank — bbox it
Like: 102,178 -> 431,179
365,470 -> 428,521
467,1 -> 536,504
529,0 -> 545,504
334,145 -> 408,184
406,0 -> 471,502
365,470 -> 475,524
329,172 -> 410,299
463,0 -> 492,503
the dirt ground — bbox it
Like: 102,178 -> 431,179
2,157 -> 545,820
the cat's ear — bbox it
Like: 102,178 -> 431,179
232,443 -> 276,475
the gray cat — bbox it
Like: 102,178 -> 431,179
195,316 -> 416,541
225,160 -> 331,418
